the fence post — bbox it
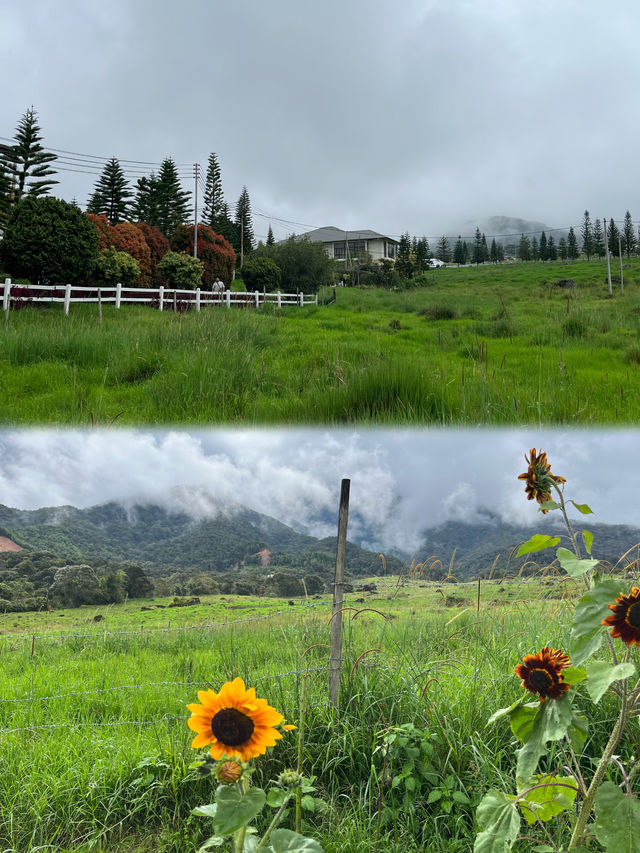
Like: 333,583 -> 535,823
158,286 -> 164,311
115,282 -> 122,309
255,290 -> 259,308
98,288 -> 102,326
173,290 -> 177,312
64,284 -> 71,316
277,291 -> 282,308
225,289 -> 231,308
298,292 -> 303,307
2,279 -> 10,313
315,293 -> 318,305
196,287 -> 201,312
329,478 -> 350,707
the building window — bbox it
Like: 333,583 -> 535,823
333,242 -> 346,258
386,241 -> 396,259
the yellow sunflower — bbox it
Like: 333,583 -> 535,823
514,646 -> 571,701
602,587 -> 640,646
518,448 -> 566,513
187,677 -> 284,761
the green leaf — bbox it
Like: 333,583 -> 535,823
570,500 -> 594,515
582,530 -> 594,555
267,789 -> 290,808
300,794 -> 316,812
556,547 -> 599,578
198,837 -> 225,851
517,774 -> 578,825
585,660 -> 636,704
568,712 -> 589,754
269,829 -> 324,853
474,790 -> 520,853
509,703 -> 539,743
193,804 -> 218,818
562,666 -> 587,685
516,694 -> 573,781
213,785 -> 266,837
427,789 -> 442,803
570,578 -> 623,665
487,699 -> 524,726
244,837 -> 259,853
594,781 -> 640,852
516,534 -> 562,557
453,790 -> 471,804
538,500 -> 561,512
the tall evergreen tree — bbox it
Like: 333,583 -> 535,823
607,217 -> 621,257
395,232 -> 413,278
518,234 -> 531,261
266,225 -> 275,247
86,158 -> 132,225
435,235 -> 450,263
202,152 -> 224,227
1,107 -> 58,203
131,174 -> 160,224
472,227 -> 483,264
414,237 -> 430,272
489,238 -> 499,263
623,210 -> 635,257
547,235 -> 557,261
558,237 -> 568,261
539,231 -> 548,261
154,158 -> 191,239
481,233 -> 489,262
567,227 -> 579,260
581,210 -> 593,260
453,235 -> 466,266
531,236 -> 539,261
235,186 -> 255,256
592,219 -> 605,258
0,152 -> 11,233
215,201 -> 241,253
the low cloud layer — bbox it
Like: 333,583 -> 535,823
0,429 -> 638,556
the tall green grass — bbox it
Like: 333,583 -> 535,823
2,258 -> 640,423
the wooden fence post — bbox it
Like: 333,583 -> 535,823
277,291 -> 282,308
115,282 -> 122,309
2,278 -> 10,313
255,290 -> 259,308
98,288 -> 102,325
329,478 -> 350,707
173,290 -> 177,312
298,292 -> 304,307
64,284 -> 71,316
158,286 -> 164,311
196,288 -> 201,311
225,289 -> 231,308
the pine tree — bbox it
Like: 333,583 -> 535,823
266,225 -> 275,247
235,186 -> 255,256
531,236 -> 539,261
155,158 -> 191,239
215,201 -> 241,253
592,219 -> 605,258
547,235 -> 557,261
567,227 -> 579,260
489,238 -> 499,263
414,237 -> 429,272
607,218 -> 621,257
453,235 -> 466,266
518,234 -> 531,261
539,231 -> 548,261
581,210 -> 593,260
472,227 -> 483,264
395,232 -> 414,278
558,237 -> 568,261
86,158 -> 132,225
202,152 -> 224,227
131,174 -> 160,224
435,235 -> 450,263
2,107 -> 58,203
481,233 -> 489,262
623,210 -> 635,257
0,153 -> 10,232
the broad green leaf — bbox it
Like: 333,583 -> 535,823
193,804 -> 217,818
509,703 -> 539,743
198,837 -> 225,852
300,794 -> 316,812
556,547 -> 599,578
427,789 -> 443,803
517,774 -> 578,825
516,534 -> 561,557
453,790 -> 471,804
562,666 -> 587,685
269,829 -> 324,853
213,785 -> 266,837
516,694 -> 573,781
267,788 -> 290,808
487,699 -> 524,726
582,530 -> 594,555
538,500 -> 561,512
570,500 -> 594,515
244,837 -> 259,853
585,660 -> 636,704
567,712 -> 589,754
594,781 -> 640,852
569,578 -> 623,665
474,790 -> 520,853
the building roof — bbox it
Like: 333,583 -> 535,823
295,226 -> 399,244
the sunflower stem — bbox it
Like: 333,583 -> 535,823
552,483 -> 581,561
253,794 -> 293,853
567,689 -> 630,850
234,777 -> 250,853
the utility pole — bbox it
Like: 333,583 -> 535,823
193,163 -> 200,259
604,218 -> 612,296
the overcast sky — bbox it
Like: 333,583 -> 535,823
2,0 -> 640,242
0,428 -> 638,555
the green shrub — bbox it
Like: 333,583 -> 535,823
420,304 -> 458,320
156,252 -> 204,290
94,248 -> 140,287
241,256 -> 282,292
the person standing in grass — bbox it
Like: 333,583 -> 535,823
212,276 -> 224,304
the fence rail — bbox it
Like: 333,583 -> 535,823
1,279 -> 318,316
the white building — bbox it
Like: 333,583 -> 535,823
293,226 -> 400,262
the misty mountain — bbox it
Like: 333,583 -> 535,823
412,514 -> 640,580
448,215 -> 568,247
0,501 -> 402,577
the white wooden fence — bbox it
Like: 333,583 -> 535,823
1,279 -> 318,317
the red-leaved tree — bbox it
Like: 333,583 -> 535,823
135,221 -> 170,285
86,214 -> 152,287
170,224 -> 236,288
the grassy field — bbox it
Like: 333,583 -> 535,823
0,576 -> 627,852
2,258 -> 640,424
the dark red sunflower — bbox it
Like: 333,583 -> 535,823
514,646 -> 571,701
602,587 -> 640,646
518,448 -> 566,513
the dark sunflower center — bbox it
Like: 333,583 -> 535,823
211,708 -> 255,746
625,602 -> 640,628
529,668 -> 553,691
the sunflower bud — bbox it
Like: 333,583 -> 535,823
276,768 -> 303,789
217,761 -> 243,784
